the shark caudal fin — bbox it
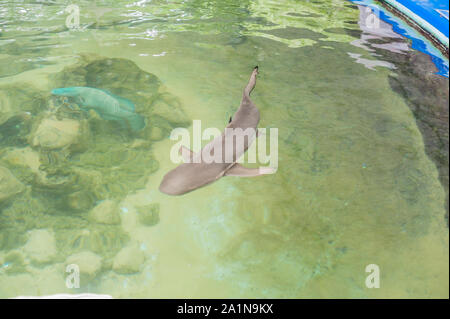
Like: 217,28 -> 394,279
243,66 -> 259,98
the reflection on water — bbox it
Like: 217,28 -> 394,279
0,0 -> 448,298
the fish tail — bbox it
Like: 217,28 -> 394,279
125,113 -> 146,132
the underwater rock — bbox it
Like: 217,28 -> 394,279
1,55 -> 188,216
0,250 -> 27,275
128,138 -> 150,149
0,166 -> 25,203
50,55 -> 160,110
0,113 -> 32,146
136,203 -> 160,227
31,118 -> 81,149
34,169 -> 77,193
85,57 -> 160,96
0,85 -> 47,119
150,96 -> 189,127
73,142 -> 159,200
67,190 -> 97,211
0,187 -> 92,251
23,229 -> 57,264
65,251 -> 102,279
2,147 -> 41,174
1,88 -> 17,121
89,200 -> 121,225
32,147 -> 83,193
50,55 -> 190,134
61,225 -> 129,261
112,244 -> 144,274
0,147 -> 45,188
149,126 -> 164,141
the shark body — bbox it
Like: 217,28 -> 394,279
159,67 -> 274,196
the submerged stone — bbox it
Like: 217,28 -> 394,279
67,190 -> 97,211
23,229 -> 57,264
149,126 -> 164,141
65,251 -> 102,279
50,55 -> 159,110
89,200 -> 121,225
150,94 -> 189,127
50,54 -> 190,133
0,113 -> 32,145
0,55 -> 190,284
0,250 -> 27,274
0,166 -> 25,203
0,85 -> 47,121
112,244 -> 144,274
0,85 -> 47,146
2,147 -> 41,174
136,203 -> 160,227
31,118 -> 81,149
60,225 -> 129,261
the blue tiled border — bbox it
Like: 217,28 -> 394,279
349,0 -> 449,77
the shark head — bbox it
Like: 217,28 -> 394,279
159,166 -> 201,196
159,173 -> 188,195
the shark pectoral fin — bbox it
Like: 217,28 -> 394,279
224,164 -> 276,177
179,145 -> 197,163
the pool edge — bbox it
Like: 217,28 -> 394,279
377,0 -> 449,58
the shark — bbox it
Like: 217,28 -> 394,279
159,66 -> 275,196
51,87 -> 145,131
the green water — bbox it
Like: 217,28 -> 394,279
0,0 -> 448,298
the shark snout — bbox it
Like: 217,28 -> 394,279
158,169 -> 196,196
159,178 -> 186,195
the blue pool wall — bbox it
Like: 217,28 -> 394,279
349,0 -> 449,77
